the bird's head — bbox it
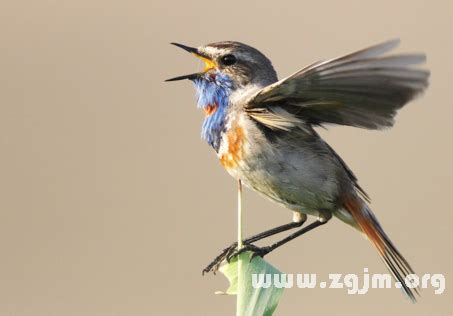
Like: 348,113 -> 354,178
166,41 -> 277,104
166,41 -> 277,86
166,41 -> 277,149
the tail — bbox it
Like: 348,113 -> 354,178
343,196 -> 419,301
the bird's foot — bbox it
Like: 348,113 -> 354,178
226,243 -> 271,263
202,242 -> 238,275
202,242 -> 271,275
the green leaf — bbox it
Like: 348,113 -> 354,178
216,251 -> 285,316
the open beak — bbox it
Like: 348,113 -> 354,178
165,43 -> 217,82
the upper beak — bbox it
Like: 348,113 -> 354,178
165,42 -> 216,82
170,42 -> 198,54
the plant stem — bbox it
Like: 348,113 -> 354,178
237,179 -> 243,249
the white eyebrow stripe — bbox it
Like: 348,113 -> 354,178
200,46 -> 257,65
199,46 -> 226,57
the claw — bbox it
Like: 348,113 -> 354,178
225,247 -> 236,262
250,252 -> 260,262
226,243 -> 271,263
250,246 -> 271,261
202,242 -> 273,275
202,242 -> 239,275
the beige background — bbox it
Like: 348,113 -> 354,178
0,0 -> 452,315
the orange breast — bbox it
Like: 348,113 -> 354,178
220,126 -> 244,169
204,103 -> 218,116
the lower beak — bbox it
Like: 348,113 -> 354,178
165,72 -> 200,82
165,42 -> 215,82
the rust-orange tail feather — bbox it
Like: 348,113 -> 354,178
343,196 -> 419,301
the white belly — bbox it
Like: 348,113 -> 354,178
216,115 -> 343,216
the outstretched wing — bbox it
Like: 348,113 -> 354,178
245,39 -> 429,130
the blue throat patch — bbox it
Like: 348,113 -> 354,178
193,72 -> 233,151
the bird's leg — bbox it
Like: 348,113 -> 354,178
229,216 -> 331,262
202,217 -> 306,275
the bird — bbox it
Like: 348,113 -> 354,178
166,39 -> 429,301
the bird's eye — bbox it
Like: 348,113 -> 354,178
220,54 -> 237,66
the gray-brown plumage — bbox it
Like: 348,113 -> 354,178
167,39 -> 429,301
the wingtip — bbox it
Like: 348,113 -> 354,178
371,38 -> 401,54
387,37 -> 401,46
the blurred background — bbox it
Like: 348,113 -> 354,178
0,0 -> 452,315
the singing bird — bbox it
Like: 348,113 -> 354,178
166,39 -> 429,300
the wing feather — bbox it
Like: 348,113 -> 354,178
246,39 -> 429,130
